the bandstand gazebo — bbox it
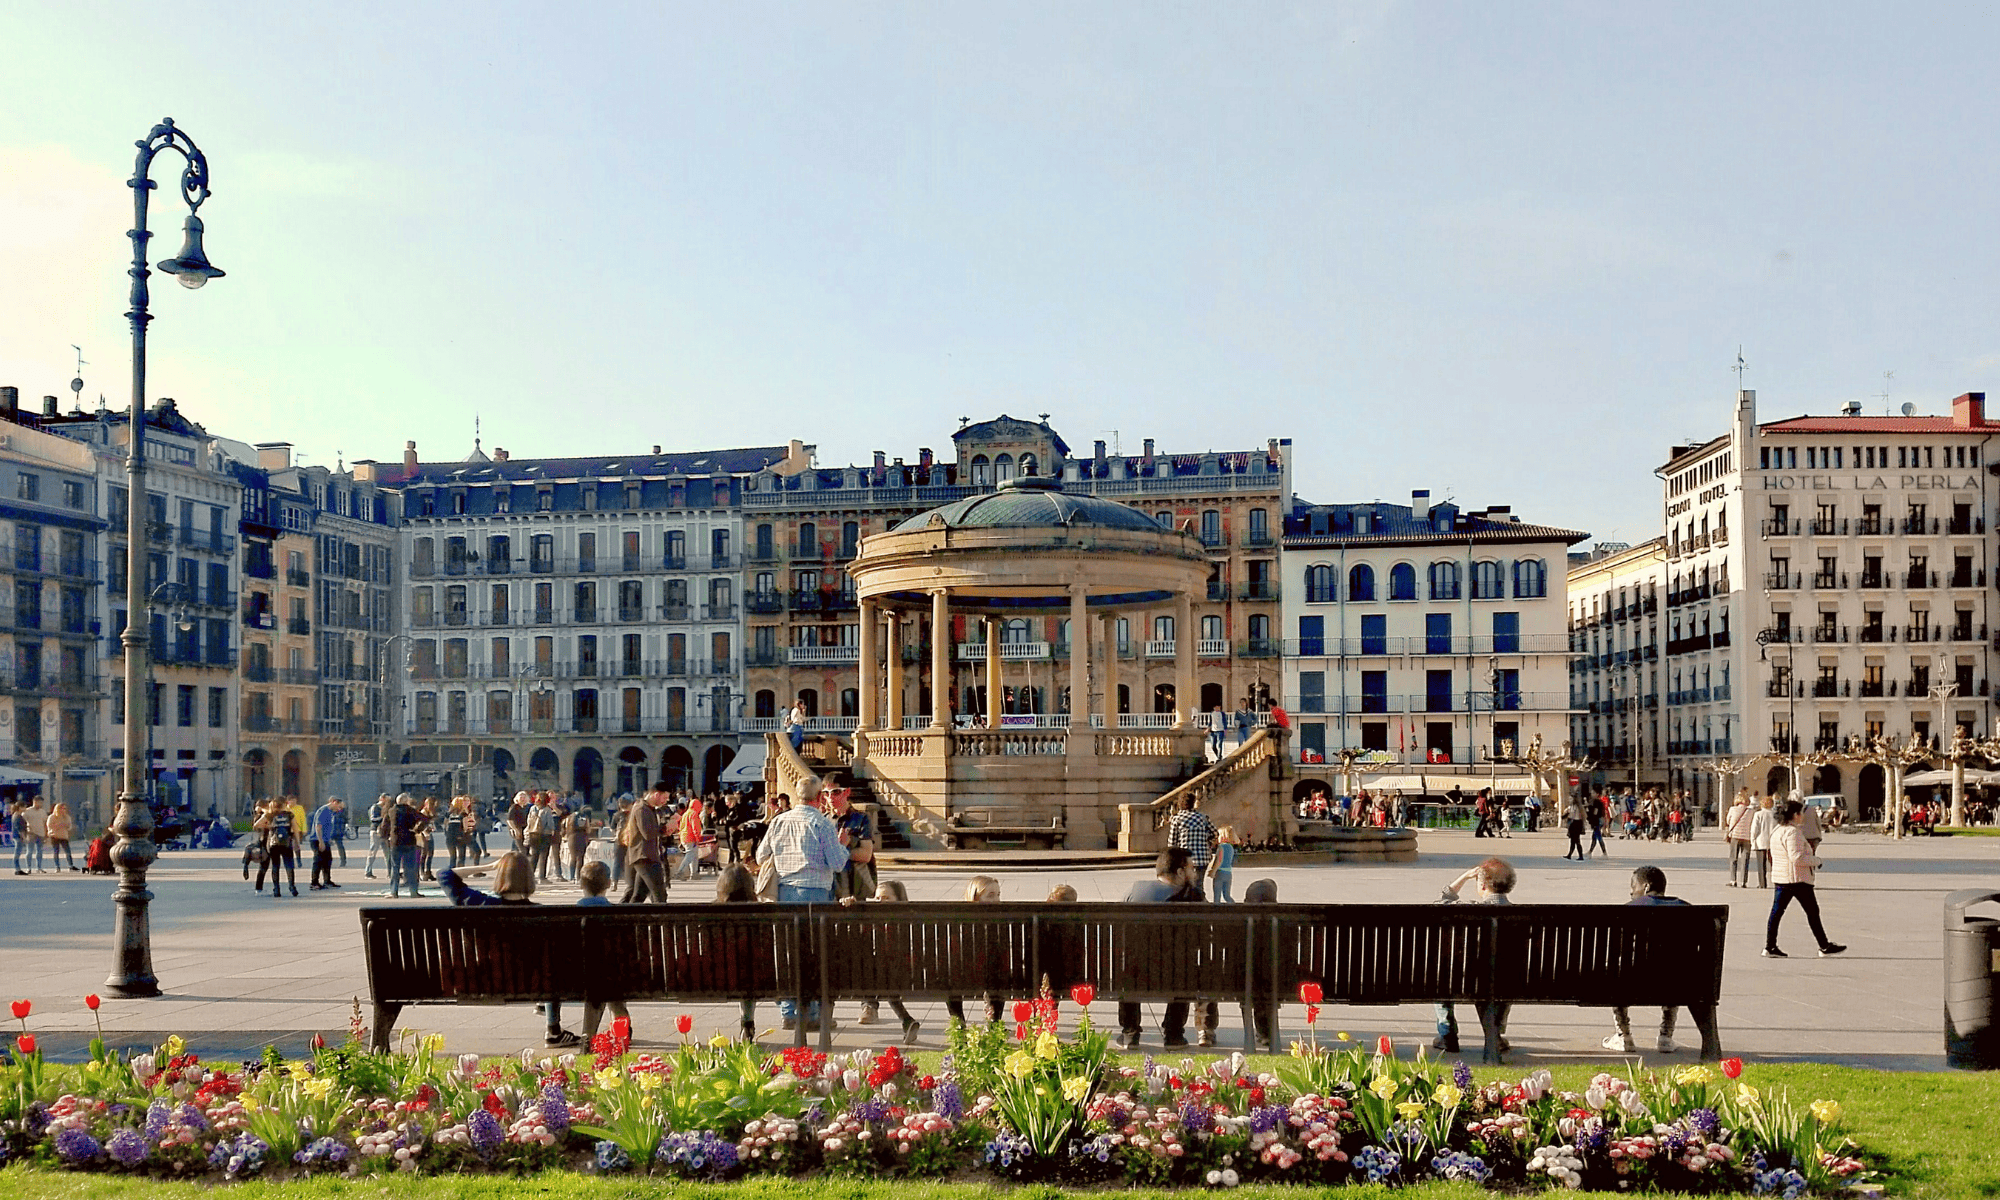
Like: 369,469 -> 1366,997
844,475 -> 1221,850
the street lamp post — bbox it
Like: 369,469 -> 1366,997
1756,626 -> 1799,797
107,119 -> 224,999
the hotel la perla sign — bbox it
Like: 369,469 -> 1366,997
1758,472 -> 1978,492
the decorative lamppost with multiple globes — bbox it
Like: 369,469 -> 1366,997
105,118 -> 224,999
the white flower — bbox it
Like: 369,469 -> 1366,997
1220,1169 -> 1239,1186
1206,1170 -> 1222,1185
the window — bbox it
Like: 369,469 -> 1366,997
1471,560 -> 1505,599
208,687 -> 225,728
1348,564 -> 1375,602
1305,564 -> 1335,603
1426,612 -> 1452,656
1360,613 -> 1386,655
176,684 -> 195,727
1428,561 -> 1460,600
1361,670 -> 1388,713
1200,510 -> 1221,544
15,473 -> 37,502
1513,558 -> 1547,598
840,521 -> 859,558
797,522 -> 817,557
1299,670 -> 1325,713
1248,507 -> 1268,542
1426,669 -> 1454,712
62,480 -> 83,509
1493,611 -> 1520,654
994,453 -> 1015,483
970,455 -> 991,487
1389,563 -> 1417,601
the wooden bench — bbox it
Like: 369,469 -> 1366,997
360,902 -> 1726,1062
942,808 -> 1067,850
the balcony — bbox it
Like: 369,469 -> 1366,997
618,606 -> 647,622
484,610 -> 512,626
1858,571 -> 1886,588
661,555 -> 687,571
1205,582 -> 1227,601
1766,680 -> 1796,698
1239,581 -> 1279,602
788,645 -> 860,665
1859,680 -> 1886,698
178,528 -> 235,554
1197,638 -> 1229,657
279,667 -> 317,685
1907,570 -> 1938,589
745,592 -> 784,614
1245,530 -> 1274,548
1903,517 -> 1940,535
954,642 -> 1052,662
1810,624 -> 1846,643
1199,531 -> 1225,549
483,558 -> 513,575
748,546 -> 780,564
1811,571 -> 1846,589
1143,639 -> 1177,658
1763,572 -> 1801,589
1811,679 -> 1847,698
244,559 -> 276,580
1952,623 -> 1988,643
285,568 -> 310,587
287,617 -> 311,635
574,607 -> 599,623
704,603 -> 737,620
244,663 -> 275,683
242,609 -> 276,631
1761,519 -> 1799,537
1809,518 -> 1845,536
532,608 -> 555,625
744,648 -> 783,668
1240,638 -> 1281,658
822,591 -> 858,613
1951,569 -> 1986,588
1905,624 -> 1939,643
1859,624 -> 1889,643
790,590 -> 823,613
658,603 -> 691,621
1769,735 -> 1800,754
1949,517 -> 1986,536
711,553 -> 740,570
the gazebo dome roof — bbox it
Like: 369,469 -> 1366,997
893,475 -> 1162,534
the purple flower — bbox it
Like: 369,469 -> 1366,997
1249,1104 -> 1289,1135
177,1102 -> 209,1132
144,1100 -> 171,1142
55,1128 -> 104,1164
468,1108 -> 504,1159
1178,1100 -> 1212,1134
657,1129 -> 740,1177
107,1129 -> 149,1167
848,1097 -> 891,1125
1453,1060 -> 1473,1092
803,1101 -> 826,1126
1690,1107 -> 1720,1138
538,1081 -> 571,1136
933,1080 -> 963,1122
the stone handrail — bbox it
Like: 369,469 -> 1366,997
952,729 -> 1067,757
765,731 -> 822,800
1095,732 -> 1182,757
1149,726 -> 1282,831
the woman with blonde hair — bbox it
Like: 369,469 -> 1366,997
946,876 -> 1003,1026
45,800 -> 76,871
439,851 -> 579,1044
1208,825 -> 1240,903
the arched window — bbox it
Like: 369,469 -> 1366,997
1153,615 -> 1175,642
1389,562 -> 1417,601
1472,560 -> 1505,599
1513,558 -> 1548,598
994,453 -> 1015,482
1348,563 -> 1375,602
1305,564 -> 1335,603
754,689 -> 776,720
840,688 -> 859,718
1158,511 -> 1175,529
1018,454 -> 1037,478
1002,618 -> 1032,644
797,688 -> 818,717
796,521 -> 817,557
970,455 -> 991,486
1428,561 -> 1461,600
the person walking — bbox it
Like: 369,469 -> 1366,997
384,793 -> 424,898
1114,848 -> 1206,1050
758,777 -> 849,1031
1723,789 -> 1755,887
1207,825 -> 1239,903
672,794 -> 706,882
785,698 -> 809,755
21,796 -> 48,872
1587,793 -> 1610,857
261,798 -> 301,898
1233,704 -> 1253,748
362,794 -> 388,879
620,786 -> 671,903
1206,706 -> 1228,759
1765,798 -> 1847,959
1749,794 -> 1776,889
1562,795 -> 1587,860
525,793 -> 559,882
45,801 -> 77,871
308,797 -> 344,889
1167,795 -> 1217,899
9,800 -> 31,875
565,804 -> 594,882
827,787 -> 875,900
1433,857 -> 1516,1054
1603,866 -> 1691,1053
1472,788 -> 1494,838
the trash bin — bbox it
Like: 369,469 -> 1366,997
1944,889 -> 2000,1069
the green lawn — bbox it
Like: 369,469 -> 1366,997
2,1061 -> 1993,1197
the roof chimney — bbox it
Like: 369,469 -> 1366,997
1953,391 -> 1987,428
255,442 -> 292,470
873,450 -> 886,470
42,395 -> 58,417
494,447 -> 509,462
404,440 -> 419,475
1093,439 -> 1106,461
651,444 -> 662,455
1142,438 -> 1155,465
1411,489 -> 1431,521
0,387 -> 15,420
918,447 -> 933,470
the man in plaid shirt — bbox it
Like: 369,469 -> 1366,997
756,777 -> 850,1031
1167,796 -> 1217,900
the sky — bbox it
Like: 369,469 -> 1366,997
4,2 -> 2000,545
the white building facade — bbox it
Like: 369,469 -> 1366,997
1566,538 -> 1667,792
1279,490 -> 1585,775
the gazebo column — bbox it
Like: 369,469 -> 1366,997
929,587 -> 951,730
1173,591 -> 1195,729
885,610 -> 904,731
856,598 -> 878,735
985,617 -> 1003,728
1100,611 -> 1120,729
1069,585 -> 1090,729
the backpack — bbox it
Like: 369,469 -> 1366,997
268,809 -> 295,849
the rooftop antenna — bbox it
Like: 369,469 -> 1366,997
1879,370 -> 1895,416
1732,346 -> 1748,392
336,449 -> 345,472
474,414 -> 482,455
69,345 -> 87,410
1105,431 -> 1122,456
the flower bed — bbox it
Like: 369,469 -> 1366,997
1,989 -> 1876,1194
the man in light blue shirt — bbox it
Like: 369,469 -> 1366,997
757,777 -> 850,1030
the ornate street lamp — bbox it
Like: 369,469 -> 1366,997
106,119 -> 224,998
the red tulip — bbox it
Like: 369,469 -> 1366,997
612,1015 -> 632,1040
1377,1036 -> 1393,1056
1012,1001 -> 1033,1024
482,1090 -> 507,1117
9,1000 -> 28,1020
1721,1057 -> 1743,1079
919,1075 -> 936,1090
676,1014 -> 693,1035
1070,983 -> 1096,1007
14,1034 -> 35,1056
310,1032 -> 326,1050
1304,1004 -> 1320,1025
1298,982 -> 1323,1006
84,994 -> 101,1011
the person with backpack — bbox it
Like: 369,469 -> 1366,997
362,794 -> 388,879
563,804 -> 593,882
381,793 -> 425,898
260,799 -> 301,898
525,792 -> 560,882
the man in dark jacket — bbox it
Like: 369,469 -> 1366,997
1114,848 -> 1206,1050
384,794 -> 424,898
1602,865 -> 1687,1053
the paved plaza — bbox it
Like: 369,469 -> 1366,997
4,827 -> 1995,1070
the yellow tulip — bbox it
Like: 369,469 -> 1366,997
1336,1031 -> 1352,1042
301,1078 -> 334,1101
1810,1100 -> 1841,1124
1004,1051 -> 1037,1080
240,1095 -> 261,1114
595,1069 -> 623,1091
1394,1101 -> 1425,1121
1062,1076 -> 1091,1103
1368,1075 -> 1399,1100
1433,1084 -> 1462,1108
1673,1065 -> 1715,1086
1034,1031 -> 1060,1061
163,1036 -> 185,1058
423,1033 -> 446,1056
1736,1083 -> 1760,1105
710,1034 -> 732,1049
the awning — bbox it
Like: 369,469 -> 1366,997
1902,767 -> 2000,788
720,742 -> 766,785
0,766 -> 47,786
1355,772 -> 1542,796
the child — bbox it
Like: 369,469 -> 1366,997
576,861 -> 631,1042
947,876 -> 1003,1025
852,880 -> 922,1045
1208,826 -> 1239,903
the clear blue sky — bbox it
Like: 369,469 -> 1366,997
3,2 -> 1998,543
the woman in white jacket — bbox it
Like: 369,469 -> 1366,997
1747,794 -> 1777,889
1764,797 -> 1846,958
1722,789 -> 1755,887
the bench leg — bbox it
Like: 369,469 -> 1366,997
1239,998 -> 1256,1052
1475,1002 -> 1506,1066
370,1001 -> 403,1055
1690,1004 -> 1722,1062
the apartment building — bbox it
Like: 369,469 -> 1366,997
739,417 -> 1291,740
233,453 -> 325,803
0,387 -> 110,823
1278,490 -> 1585,774
1659,388 -> 1997,818
371,439 -> 803,801
1566,538 -> 1667,792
